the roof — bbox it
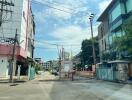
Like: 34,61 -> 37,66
97,0 -> 116,21
97,60 -> 131,65
108,60 -> 131,64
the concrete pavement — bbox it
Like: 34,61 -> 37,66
0,71 -> 132,100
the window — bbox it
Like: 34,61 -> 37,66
109,3 -> 122,23
109,35 -> 112,45
126,0 -> 132,13
101,27 -> 103,38
106,37 -> 109,49
115,30 -> 122,37
104,40 -> 107,50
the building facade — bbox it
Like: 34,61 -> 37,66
42,62 -> 52,70
27,8 -> 35,59
98,0 -> 132,61
61,49 -> 73,73
0,0 -> 35,78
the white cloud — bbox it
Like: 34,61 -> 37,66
98,0 -> 112,14
33,0 -> 75,20
48,25 -> 98,55
33,0 -> 102,58
34,11 -> 46,23
49,4 -> 74,20
33,0 -> 91,20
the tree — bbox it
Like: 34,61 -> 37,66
112,19 -> 132,60
35,63 -> 41,74
80,37 -> 99,67
101,51 -> 116,61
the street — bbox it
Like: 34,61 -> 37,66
0,72 -> 132,100
0,0 -> 132,100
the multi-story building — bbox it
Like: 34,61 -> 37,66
0,0 -> 35,78
97,0 -> 132,61
61,49 -> 73,73
42,61 -> 52,70
42,60 -> 59,71
27,8 -> 35,59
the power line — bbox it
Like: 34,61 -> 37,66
36,0 -> 74,10
35,40 -> 81,47
35,46 -> 57,49
31,0 -> 73,14
31,0 -> 92,16
16,35 -> 81,47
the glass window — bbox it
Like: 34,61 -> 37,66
126,0 -> 132,13
109,3 -> 122,23
115,30 -> 122,37
109,35 -> 113,45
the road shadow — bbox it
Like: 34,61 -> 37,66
0,79 -> 26,84
47,78 -> 132,100
38,79 -> 71,82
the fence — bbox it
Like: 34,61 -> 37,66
28,67 -> 35,80
96,68 -> 115,81
96,68 -> 128,82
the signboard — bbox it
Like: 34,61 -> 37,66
0,37 -> 14,44
64,64 -> 70,72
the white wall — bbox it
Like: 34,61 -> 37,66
0,0 -> 23,39
62,61 -> 73,72
0,0 -> 29,51
0,57 -> 9,77
27,9 -> 35,58
19,0 -> 29,50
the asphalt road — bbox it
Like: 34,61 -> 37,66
0,72 -> 132,100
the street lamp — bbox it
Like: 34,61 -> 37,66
89,13 -> 96,65
56,44 -> 61,80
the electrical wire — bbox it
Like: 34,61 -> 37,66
31,0 -> 73,14
0,28 -> 81,48
35,40 -> 81,47
35,46 -> 57,49
31,0 -> 91,16
35,0 -> 75,10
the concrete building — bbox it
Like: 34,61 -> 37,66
0,0 -> 35,78
42,62 -> 52,70
27,8 -> 35,59
72,53 -> 81,70
61,49 -> 73,73
34,58 -> 42,64
97,0 -> 132,61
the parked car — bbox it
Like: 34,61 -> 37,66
52,70 -> 59,76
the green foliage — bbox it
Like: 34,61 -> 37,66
35,63 -> 41,74
102,51 -> 116,61
122,19 -> 132,55
80,37 -> 99,66
102,52 -> 110,61
112,19 -> 132,60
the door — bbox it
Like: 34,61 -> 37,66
0,58 -> 8,77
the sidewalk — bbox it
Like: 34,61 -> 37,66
36,71 -> 59,81
0,76 -> 28,84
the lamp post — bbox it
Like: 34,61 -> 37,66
89,14 -> 96,65
56,45 -> 61,80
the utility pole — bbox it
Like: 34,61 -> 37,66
9,29 -> 18,83
56,45 -> 61,80
89,14 -> 96,65
59,54 -> 61,80
70,45 -> 73,60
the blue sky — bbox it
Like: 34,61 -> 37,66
31,0 -> 112,62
